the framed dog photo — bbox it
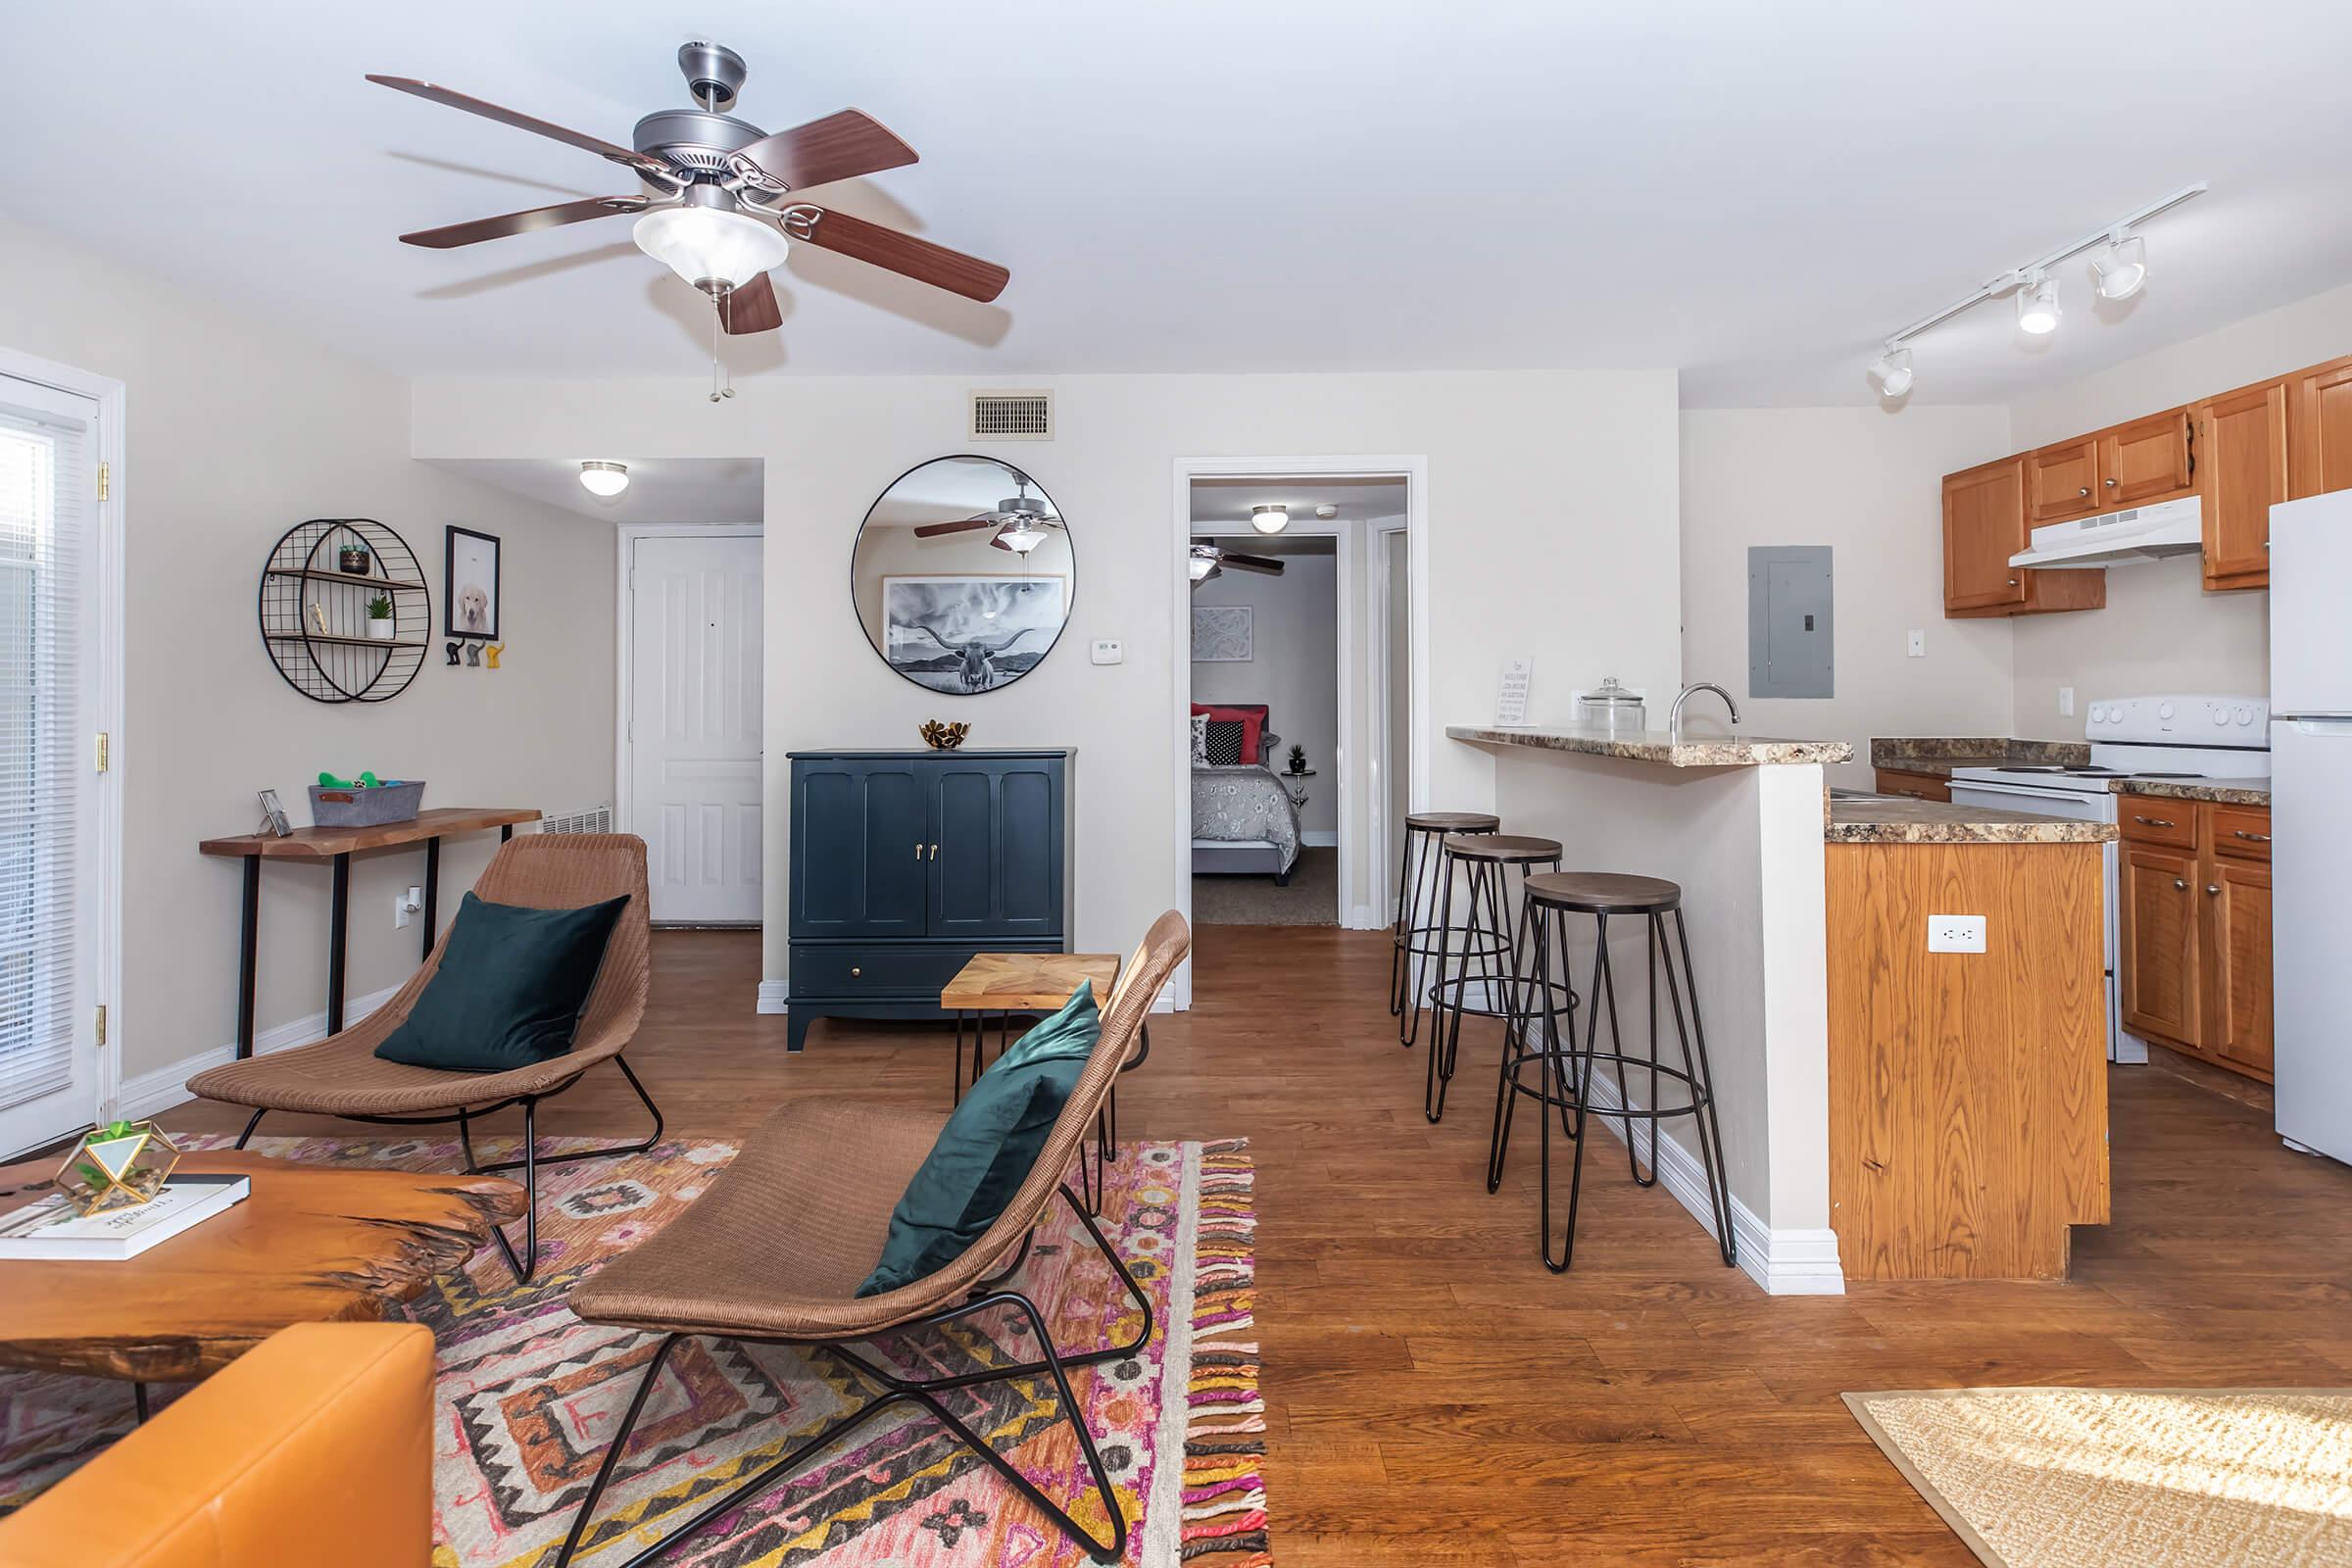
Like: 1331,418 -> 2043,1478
444,526 -> 502,641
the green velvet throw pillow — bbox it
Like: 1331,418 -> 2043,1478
373,892 -> 630,1073
858,981 -> 1102,1297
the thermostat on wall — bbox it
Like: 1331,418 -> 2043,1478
1091,639 -> 1124,665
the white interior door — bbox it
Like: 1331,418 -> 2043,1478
627,533 -> 762,924
0,374 -> 101,1157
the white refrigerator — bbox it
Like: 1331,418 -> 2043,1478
2271,491 -> 2352,1164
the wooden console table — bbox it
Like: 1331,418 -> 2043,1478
199,807 -> 541,1058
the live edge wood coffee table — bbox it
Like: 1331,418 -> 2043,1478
0,1152 -> 524,1414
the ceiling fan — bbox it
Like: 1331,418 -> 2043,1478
911,475 -> 1063,555
1189,541 -> 1286,586
369,41 -> 1008,365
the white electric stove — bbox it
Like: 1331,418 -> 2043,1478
1946,695 -> 2273,1064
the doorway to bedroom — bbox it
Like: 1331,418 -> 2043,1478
1185,473 -> 1406,930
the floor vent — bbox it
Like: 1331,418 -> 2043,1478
968,389 -> 1053,441
540,804 -> 614,835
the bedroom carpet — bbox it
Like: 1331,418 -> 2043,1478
1194,849 -> 1337,925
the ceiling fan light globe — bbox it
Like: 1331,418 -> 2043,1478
1188,553 -> 1216,582
578,461 -> 630,497
632,207 -> 791,293
1000,523 -> 1048,554
1250,505 -> 1289,535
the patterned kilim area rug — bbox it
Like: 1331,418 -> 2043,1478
0,1132 -> 1270,1568
1846,1386 -> 2352,1568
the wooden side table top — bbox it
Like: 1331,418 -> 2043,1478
0,1152 -> 525,1382
198,806 -> 541,859
941,952 -> 1121,1012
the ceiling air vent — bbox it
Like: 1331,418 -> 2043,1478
968,389 -> 1053,441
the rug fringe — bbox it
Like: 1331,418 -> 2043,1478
1179,1145 -> 1268,1565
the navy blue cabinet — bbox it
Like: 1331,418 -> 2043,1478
786,750 -> 1071,1050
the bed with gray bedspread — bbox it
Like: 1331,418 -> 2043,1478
1192,744 -> 1302,877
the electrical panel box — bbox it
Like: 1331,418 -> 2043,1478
1747,546 -> 1835,699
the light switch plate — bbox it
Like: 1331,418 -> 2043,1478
1090,638 -> 1123,665
2058,685 -> 2076,716
1906,629 -> 1925,658
1928,914 -> 1986,954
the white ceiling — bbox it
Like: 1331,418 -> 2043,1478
9,1 -> 2352,405
430,457 -> 762,522
1191,477 -> 1407,528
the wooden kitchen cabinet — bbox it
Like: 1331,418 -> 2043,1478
2097,409 -> 2195,509
2288,352 -> 2352,500
1941,458 -> 2107,618
2028,437 -> 2103,523
2117,794 -> 2275,1082
1873,768 -> 1951,803
2195,377 -> 2289,590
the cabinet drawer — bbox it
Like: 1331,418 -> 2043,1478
2119,798 -> 2195,848
790,944 -> 975,1000
1874,769 -> 1952,803
2211,805 -> 2273,861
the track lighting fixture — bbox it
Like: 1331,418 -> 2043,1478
2016,271 -> 2062,336
1869,345 -> 1915,399
2090,233 -> 2149,301
1865,183 -> 2203,401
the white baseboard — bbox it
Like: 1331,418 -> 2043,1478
1579,1069 -> 1845,1297
1300,829 -> 1339,848
756,980 -> 789,1015
114,982 -> 406,1123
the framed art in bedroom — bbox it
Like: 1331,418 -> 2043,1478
1191,605 -> 1252,662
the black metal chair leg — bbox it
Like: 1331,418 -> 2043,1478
1546,916 -> 1610,1273
553,1334 -> 679,1568
461,1099 -> 539,1284
1424,857 -> 1459,1120
132,1382 -> 150,1423
1389,824 -> 1417,1017
232,1107 -> 266,1150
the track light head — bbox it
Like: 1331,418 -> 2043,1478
2016,271 -> 2061,336
2090,233 -> 2148,301
1870,345 -> 1915,400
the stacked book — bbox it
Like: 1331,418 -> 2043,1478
0,1174 -> 251,1260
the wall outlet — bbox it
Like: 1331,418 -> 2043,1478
2058,685 -> 2076,717
1090,638 -> 1124,665
1905,629 -> 1925,658
1927,914 -> 1986,954
395,885 -> 422,929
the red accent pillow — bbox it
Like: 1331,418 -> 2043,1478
1191,703 -> 1266,762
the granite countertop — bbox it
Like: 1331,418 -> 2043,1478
1870,736 -> 2091,778
2116,777 -> 2272,807
1826,794 -> 2119,845
1447,724 -> 1852,768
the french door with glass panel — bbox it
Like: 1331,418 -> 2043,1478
0,373 -> 103,1157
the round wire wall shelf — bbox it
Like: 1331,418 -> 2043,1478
257,519 -> 431,704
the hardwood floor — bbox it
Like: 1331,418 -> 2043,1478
161,924 -> 2352,1566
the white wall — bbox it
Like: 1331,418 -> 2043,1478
1681,407 -> 2015,783
1190,545 -> 1338,837
2003,281 -> 2352,736
0,219 -> 616,1084
412,369 -> 1684,991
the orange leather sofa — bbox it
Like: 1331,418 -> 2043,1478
0,1322 -> 433,1568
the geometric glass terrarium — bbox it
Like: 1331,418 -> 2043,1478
53,1120 -> 182,1215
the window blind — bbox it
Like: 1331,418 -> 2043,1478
0,389 -> 87,1114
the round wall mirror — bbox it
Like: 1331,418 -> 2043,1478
852,455 -> 1074,694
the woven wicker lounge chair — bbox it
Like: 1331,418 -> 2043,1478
185,833 -> 660,1283
552,909 -> 1191,1568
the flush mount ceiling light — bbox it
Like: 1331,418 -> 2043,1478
1869,345 -> 1915,399
1866,183 -> 2203,401
1250,504 -> 1290,535
2090,232 -> 2150,301
2016,270 -> 2062,335
579,462 -> 630,498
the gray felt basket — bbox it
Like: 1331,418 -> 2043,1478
307,780 -> 425,828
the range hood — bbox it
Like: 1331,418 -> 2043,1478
2010,495 -> 2202,569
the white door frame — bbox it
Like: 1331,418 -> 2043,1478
1367,517 -> 1409,926
612,523 -> 764,862
0,347 -> 125,1140
1168,455 -> 1429,1009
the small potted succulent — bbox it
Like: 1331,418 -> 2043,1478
338,542 -> 372,575
1286,742 -> 1308,776
365,593 -> 396,640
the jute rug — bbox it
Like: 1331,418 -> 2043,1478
0,1132 -> 1271,1568
1846,1386 -> 2352,1568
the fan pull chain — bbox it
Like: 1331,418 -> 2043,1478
703,291 -> 738,404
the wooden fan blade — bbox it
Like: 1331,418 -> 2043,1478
722,272 -> 783,334
732,109 -> 916,193
399,195 -> 648,249
367,74 -> 669,176
911,515 -> 999,538
786,206 -> 1008,303
1221,553 -> 1286,574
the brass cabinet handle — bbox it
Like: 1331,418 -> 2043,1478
2233,830 -> 2271,843
2134,815 -> 2177,828
914,841 -> 923,860
930,843 -> 940,860
2174,878 -> 2188,890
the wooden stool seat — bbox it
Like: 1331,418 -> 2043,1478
1523,870 -> 1682,912
1440,833 -> 1563,863
1405,810 -> 1501,832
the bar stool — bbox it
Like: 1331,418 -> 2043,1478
1422,833 -> 1567,1124
1487,871 -> 1736,1273
1391,810 -> 1500,1047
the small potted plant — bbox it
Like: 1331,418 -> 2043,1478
338,542 -> 372,575
365,593 -> 396,640
1287,742 -> 1308,776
